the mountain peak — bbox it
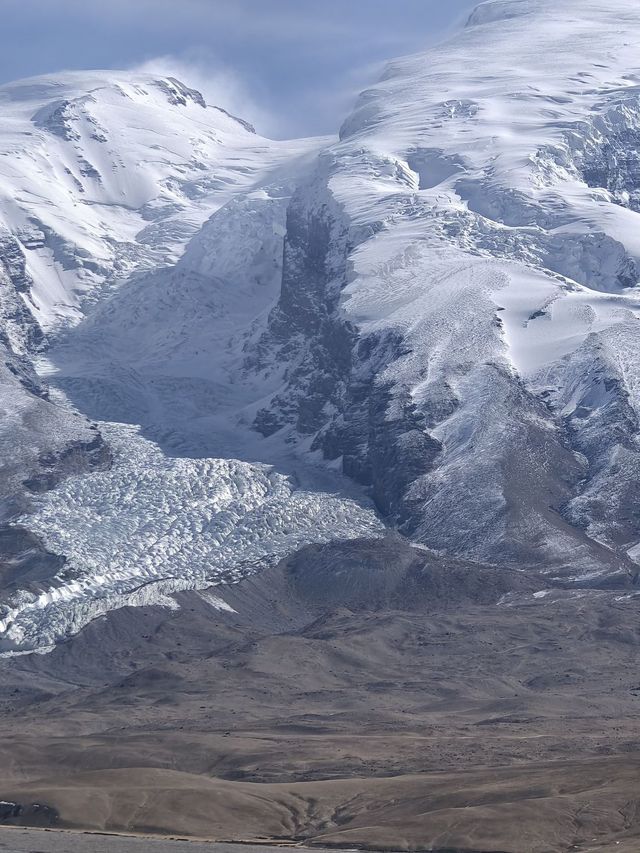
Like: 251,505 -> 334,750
156,76 -> 206,108
0,69 -> 256,136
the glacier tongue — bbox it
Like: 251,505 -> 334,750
0,422 -> 383,654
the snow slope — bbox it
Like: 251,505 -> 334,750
0,70 -> 318,331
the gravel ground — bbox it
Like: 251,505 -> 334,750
0,829 -> 333,853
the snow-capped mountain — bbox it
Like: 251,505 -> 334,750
3,0 -> 640,653
251,0 -> 640,575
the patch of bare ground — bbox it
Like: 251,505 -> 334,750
1,537 -> 639,852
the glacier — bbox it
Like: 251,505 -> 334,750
4,0 -> 640,653
1,423 -> 382,653
0,70 -> 383,654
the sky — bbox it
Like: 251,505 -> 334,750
0,0 -> 477,139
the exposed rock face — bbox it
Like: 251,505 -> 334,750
251,169 -> 356,438
0,228 -> 109,524
249,166 -> 445,533
568,98 -> 640,213
22,433 -> 112,494
0,230 -> 42,352
316,332 -> 444,530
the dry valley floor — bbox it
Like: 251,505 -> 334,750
1,537 -> 640,852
